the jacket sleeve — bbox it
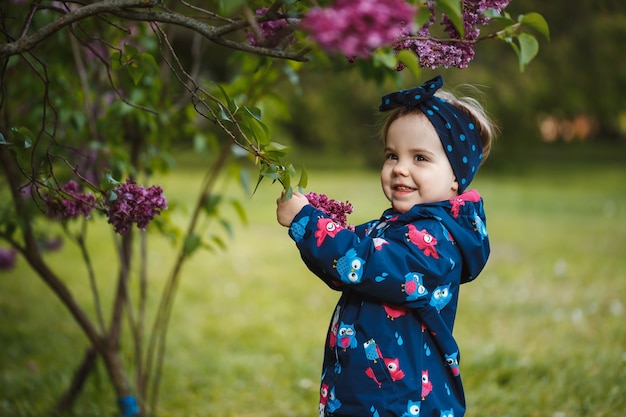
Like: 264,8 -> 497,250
288,205 -> 462,310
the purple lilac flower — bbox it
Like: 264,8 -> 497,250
248,8 -> 299,48
306,192 -> 354,231
105,179 -> 167,235
0,247 -> 17,271
301,0 -> 417,58
396,0 -> 510,69
44,180 -> 97,220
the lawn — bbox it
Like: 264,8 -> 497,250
1,145 -> 625,417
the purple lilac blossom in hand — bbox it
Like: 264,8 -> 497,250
305,192 -> 355,232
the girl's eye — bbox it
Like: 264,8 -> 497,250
385,153 -> 397,161
414,154 -> 427,162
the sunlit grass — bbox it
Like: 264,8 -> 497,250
1,153 -> 625,416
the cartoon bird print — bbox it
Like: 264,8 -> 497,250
421,370 -> 433,400
406,224 -> 439,259
319,383 -> 329,417
429,284 -> 453,312
290,216 -> 309,243
328,306 -> 341,348
337,322 -> 357,350
315,217 -> 342,247
473,212 -> 488,240
372,237 -> 389,251
382,303 -> 409,320
363,339 -> 382,362
327,386 -> 342,413
401,400 -> 421,417
384,357 -> 406,382
403,272 -> 428,301
440,409 -> 454,417
445,351 -> 460,376
334,248 -> 365,284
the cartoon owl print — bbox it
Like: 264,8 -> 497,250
315,217 -> 342,247
334,248 -> 365,284
403,272 -> 428,301
384,357 -> 405,381
406,224 -> 439,259
440,409 -> 454,417
327,386 -> 342,413
363,339 -> 382,361
421,370 -> 432,399
338,322 -> 357,350
401,400 -> 421,417
291,216 -> 309,242
429,284 -> 453,312
445,351 -> 460,376
319,383 -> 329,417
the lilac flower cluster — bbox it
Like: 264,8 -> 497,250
306,192 -> 355,231
104,179 -> 167,235
301,0 -> 417,58
44,180 -> 97,220
396,0 -> 511,69
248,8 -> 299,48
0,247 -> 17,271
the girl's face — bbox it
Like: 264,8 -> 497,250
381,112 -> 459,213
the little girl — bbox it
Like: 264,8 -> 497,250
277,75 -> 496,417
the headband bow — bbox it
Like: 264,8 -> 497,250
379,75 -> 483,192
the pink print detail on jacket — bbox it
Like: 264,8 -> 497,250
449,189 -> 481,219
314,217 -> 342,246
406,224 -> 439,258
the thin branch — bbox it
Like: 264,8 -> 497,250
113,9 -> 310,62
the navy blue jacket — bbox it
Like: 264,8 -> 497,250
288,190 -> 490,417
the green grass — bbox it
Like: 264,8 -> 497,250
1,150 -> 626,417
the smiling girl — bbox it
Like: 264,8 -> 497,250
276,75 -> 496,417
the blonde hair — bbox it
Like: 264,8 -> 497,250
379,87 -> 497,166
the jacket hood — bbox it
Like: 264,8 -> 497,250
385,189 -> 490,283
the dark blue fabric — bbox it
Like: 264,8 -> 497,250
289,190 -> 489,417
379,75 -> 483,193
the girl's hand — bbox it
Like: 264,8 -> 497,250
276,191 -> 309,227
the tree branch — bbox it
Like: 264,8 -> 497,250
0,0 -> 160,58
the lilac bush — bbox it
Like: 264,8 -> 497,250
247,8 -> 299,48
301,0 -> 417,58
302,0 -> 512,69
44,180 -> 97,220
105,179 -> 167,235
397,0 -> 511,69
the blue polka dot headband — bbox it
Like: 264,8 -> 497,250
379,75 -> 482,192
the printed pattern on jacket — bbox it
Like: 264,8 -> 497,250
288,190 -> 490,417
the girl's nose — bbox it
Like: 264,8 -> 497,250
392,159 -> 410,176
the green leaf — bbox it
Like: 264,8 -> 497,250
396,50 -> 421,80
10,126 -> 35,148
218,0 -> 247,15
127,65 -> 145,85
183,233 -> 202,257
264,141 -> 290,158
436,0 -> 464,38
517,33 -> 539,71
519,12 -> 550,41
214,83 -> 238,113
230,199 -> 248,225
298,166 -> 308,191
202,194 -> 222,217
